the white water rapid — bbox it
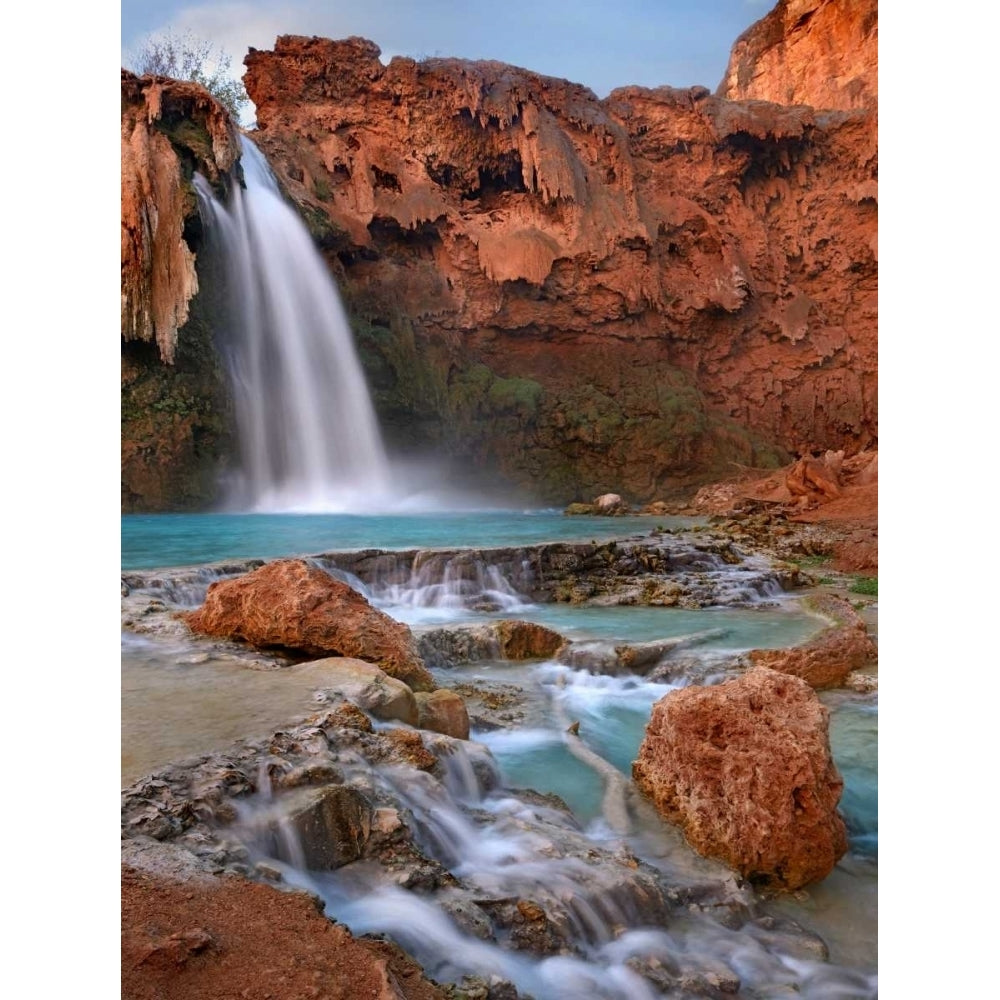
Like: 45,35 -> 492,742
193,137 -> 392,512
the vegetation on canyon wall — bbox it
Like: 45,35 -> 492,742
120,72 -> 238,510
120,0 -> 876,510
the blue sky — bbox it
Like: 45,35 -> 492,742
121,0 -> 775,101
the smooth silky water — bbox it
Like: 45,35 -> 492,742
122,512 -> 876,995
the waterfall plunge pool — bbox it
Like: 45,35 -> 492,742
121,510 -> 701,570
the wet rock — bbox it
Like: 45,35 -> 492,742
418,619 -> 565,667
594,493 -> 629,515
254,861 -> 283,882
451,681 -> 527,730
559,631 -> 727,676
417,624 -> 501,667
415,689 -> 471,740
274,760 -> 343,789
845,670 -> 878,694
309,657 -> 419,725
323,701 -> 375,732
183,558 -> 433,690
274,784 -> 373,870
556,643 -> 620,673
385,729 -> 437,771
633,666 -> 848,891
440,895 -> 496,941
748,593 -> 877,689
749,915 -> 830,962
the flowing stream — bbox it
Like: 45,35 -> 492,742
193,137 -> 392,513
122,515 -> 877,997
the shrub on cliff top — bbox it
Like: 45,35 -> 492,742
125,29 -> 249,122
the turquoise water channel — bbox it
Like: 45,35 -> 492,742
121,511 -> 697,570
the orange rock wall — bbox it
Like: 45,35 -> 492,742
717,0 -> 877,110
120,71 -> 240,363
121,73 -> 239,510
242,24 -> 876,499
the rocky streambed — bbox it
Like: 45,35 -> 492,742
122,521 -> 877,999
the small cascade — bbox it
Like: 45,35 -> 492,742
193,137 -> 393,512
215,731 -> 874,1000
316,550 -> 536,622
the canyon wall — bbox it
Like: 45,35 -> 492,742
241,15 -> 876,500
121,72 -> 239,510
717,0 -> 877,110
121,0 -> 877,508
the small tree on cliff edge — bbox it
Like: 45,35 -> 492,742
125,30 -> 249,122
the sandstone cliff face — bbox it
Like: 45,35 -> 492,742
121,72 -> 240,510
717,0 -> 877,110
242,28 -> 876,501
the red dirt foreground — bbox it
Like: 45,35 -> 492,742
632,666 -> 847,891
748,593 -> 876,689
184,559 -> 434,691
122,865 -> 445,1000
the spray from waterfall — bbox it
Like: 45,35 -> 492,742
193,136 -> 393,512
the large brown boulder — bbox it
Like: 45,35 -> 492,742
184,559 -> 434,690
748,594 -> 876,689
632,667 -> 847,891
415,689 -> 471,740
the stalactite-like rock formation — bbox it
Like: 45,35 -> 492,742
120,71 -> 240,363
240,17 -> 876,500
120,72 -> 240,511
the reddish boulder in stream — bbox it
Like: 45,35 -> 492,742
633,666 -> 847,890
184,558 -> 434,691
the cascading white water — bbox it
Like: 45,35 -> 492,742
193,137 -> 392,512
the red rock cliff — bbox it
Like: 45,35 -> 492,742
717,0 -> 877,109
121,72 -> 240,510
241,28 -> 875,500
121,71 -> 239,363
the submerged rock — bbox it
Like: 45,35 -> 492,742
748,593 -> 876,689
183,559 -> 434,690
633,666 -> 848,891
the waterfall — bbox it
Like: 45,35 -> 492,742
193,136 -> 392,512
